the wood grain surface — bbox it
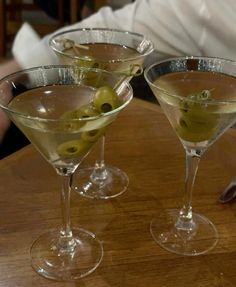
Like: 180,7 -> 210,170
0,98 -> 236,286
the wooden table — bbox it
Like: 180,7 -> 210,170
1,98 -> 236,286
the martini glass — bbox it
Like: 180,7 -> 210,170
0,65 -> 133,280
49,28 -> 154,199
144,56 -> 236,256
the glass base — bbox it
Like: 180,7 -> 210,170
30,228 -> 103,281
150,209 -> 218,256
73,165 -> 129,199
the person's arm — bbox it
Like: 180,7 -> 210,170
0,59 -> 21,80
0,109 -> 11,143
0,59 -> 21,142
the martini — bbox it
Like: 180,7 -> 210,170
50,28 -> 154,199
0,66 -> 133,280
153,70 -> 236,152
144,57 -> 236,256
8,84 -> 115,169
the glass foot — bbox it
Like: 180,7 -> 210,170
30,228 -> 103,281
73,165 -> 129,199
150,209 -> 218,256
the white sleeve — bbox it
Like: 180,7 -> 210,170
130,0 -> 236,61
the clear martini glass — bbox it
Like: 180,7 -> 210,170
49,28 -> 154,199
0,65 -> 133,280
144,56 -> 236,256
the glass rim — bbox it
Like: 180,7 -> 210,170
0,64 -> 133,123
144,56 -> 236,105
49,27 -> 154,63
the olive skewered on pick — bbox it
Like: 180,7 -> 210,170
57,85 -> 121,159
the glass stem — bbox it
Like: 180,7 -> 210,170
90,135 -> 108,183
175,148 -> 201,231
58,172 -> 76,252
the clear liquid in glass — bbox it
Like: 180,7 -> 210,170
8,85 -> 115,168
153,71 -> 236,152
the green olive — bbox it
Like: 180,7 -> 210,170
177,89 -> 219,142
73,57 -> 107,87
176,110 -> 218,142
176,123 -> 214,142
60,104 -> 99,131
57,139 -> 92,158
74,104 -> 99,118
93,86 -> 120,113
74,55 -> 96,69
81,128 -> 105,142
73,56 -> 99,85
180,109 -> 217,131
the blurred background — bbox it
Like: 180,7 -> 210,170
0,0 -> 133,57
